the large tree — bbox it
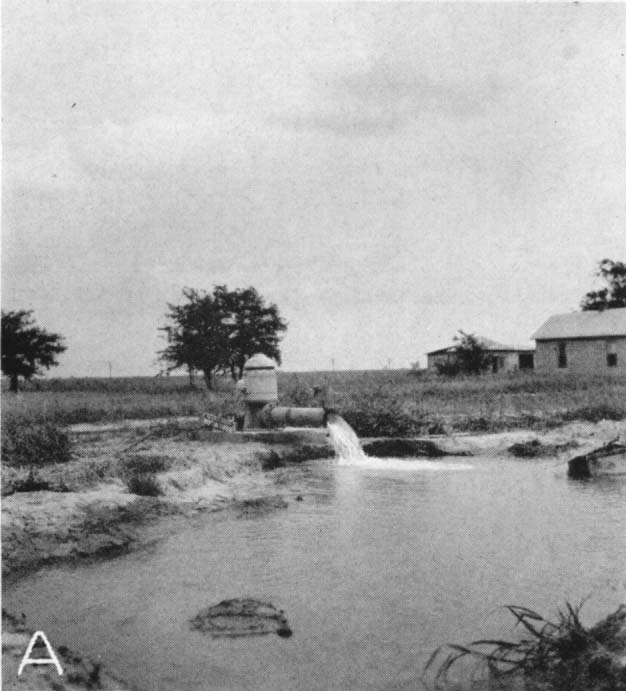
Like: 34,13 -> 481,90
1,310 -> 66,392
158,286 -> 287,389
580,258 -> 626,311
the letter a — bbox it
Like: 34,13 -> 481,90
17,631 -> 64,676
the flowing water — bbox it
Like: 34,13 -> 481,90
4,426 -> 626,691
326,413 -> 368,464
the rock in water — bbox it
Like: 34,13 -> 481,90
190,598 -> 292,638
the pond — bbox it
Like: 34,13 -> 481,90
4,456 -> 626,690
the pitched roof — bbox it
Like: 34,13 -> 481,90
427,336 -> 533,355
532,307 -> 626,340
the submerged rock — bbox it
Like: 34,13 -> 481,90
190,598 -> 292,638
568,441 -> 626,478
234,496 -> 288,518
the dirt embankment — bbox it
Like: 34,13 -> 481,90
1,429 -> 330,581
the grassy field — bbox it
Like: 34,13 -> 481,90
3,370 -> 626,435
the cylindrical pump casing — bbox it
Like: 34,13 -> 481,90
262,405 -> 326,428
243,353 -> 278,404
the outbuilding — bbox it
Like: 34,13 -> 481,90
426,337 -> 535,373
532,307 -> 626,373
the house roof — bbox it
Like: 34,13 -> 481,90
532,307 -> 626,340
427,337 -> 534,355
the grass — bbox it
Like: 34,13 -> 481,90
2,370 -> 625,436
424,602 -> 626,691
1,418 -> 73,468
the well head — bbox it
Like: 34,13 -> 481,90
242,353 -> 278,405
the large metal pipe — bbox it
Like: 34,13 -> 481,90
261,405 -> 327,428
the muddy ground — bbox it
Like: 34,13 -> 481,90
2,418 -> 626,690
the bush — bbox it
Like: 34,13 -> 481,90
434,361 -> 462,377
118,454 -> 172,476
1,419 -> 72,468
340,390 -> 423,437
125,473 -> 162,497
118,454 -> 171,497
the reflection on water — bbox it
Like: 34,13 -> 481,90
5,457 -> 626,691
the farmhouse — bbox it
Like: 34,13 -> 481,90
532,307 -> 626,373
426,338 -> 535,373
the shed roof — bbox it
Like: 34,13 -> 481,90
532,307 -> 626,340
427,337 -> 533,355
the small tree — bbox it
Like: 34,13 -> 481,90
454,331 -> 493,375
580,258 -> 626,311
1,310 -> 66,392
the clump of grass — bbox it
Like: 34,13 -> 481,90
425,602 -> 626,691
1,418 -> 72,480
118,454 -> 172,476
125,473 -> 162,496
118,454 -> 172,497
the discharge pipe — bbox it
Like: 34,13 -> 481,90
259,404 -> 329,429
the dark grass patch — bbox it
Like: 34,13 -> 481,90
125,473 -> 162,496
1,419 -> 72,468
508,439 -> 579,458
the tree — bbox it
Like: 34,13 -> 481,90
216,286 -> 287,380
158,286 -> 287,389
580,258 -> 626,311
455,331 -> 494,374
1,310 -> 66,392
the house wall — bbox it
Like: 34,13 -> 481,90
427,353 -> 454,370
427,351 -> 534,372
535,337 -> 626,373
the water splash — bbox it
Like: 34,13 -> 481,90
326,413 -> 472,471
326,414 -> 368,464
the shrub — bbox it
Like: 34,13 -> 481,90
341,391 -> 422,437
118,454 -> 171,497
1,419 -> 72,468
118,454 -> 172,476
435,361 -> 462,377
125,473 -> 162,497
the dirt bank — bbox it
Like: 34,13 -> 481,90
1,430 -> 331,581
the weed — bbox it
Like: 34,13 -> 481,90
424,602 -> 626,691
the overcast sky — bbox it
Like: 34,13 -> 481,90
3,2 -> 625,376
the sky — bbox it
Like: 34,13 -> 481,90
2,2 -> 625,376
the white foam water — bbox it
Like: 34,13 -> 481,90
326,413 -> 368,464
326,413 -> 472,471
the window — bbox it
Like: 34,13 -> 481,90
607,341 -> 618,367
519,353 -> 534,370
558,342 -> 567,368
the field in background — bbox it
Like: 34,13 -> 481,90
3,370 -> 626,435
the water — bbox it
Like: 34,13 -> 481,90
327,413 -> 368,464
327,414 -> 473,471
5,454 -> 626,690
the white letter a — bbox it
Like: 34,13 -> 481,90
17,631 -> 64,676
